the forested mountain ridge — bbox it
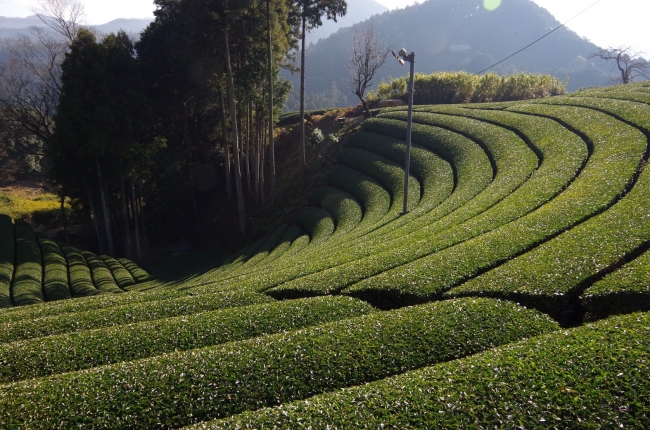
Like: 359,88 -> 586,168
285,0 -> 618,110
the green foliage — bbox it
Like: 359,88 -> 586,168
347,103 -> 645,307
583,250 -> 650,319
81,250 -> 123,293
0,296 -> 374,383
0,298 -> 557,429
59,243 -> 100,297
325,165 -> 390,230
338,147 -> 421,218
445,104 -> 649,319
294,207 -> 335,246
0,290 -> 274,344
99,255 -> 135,289
0,214 -> 14,308
118,257 -> 150,282
0,289 -> 192,325
37,234 -> 71,302
204,312 -> 650,429
311,185 -> 362,237
12,220 -> 43,306
370,71 -> 567,105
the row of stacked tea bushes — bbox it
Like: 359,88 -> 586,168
0,83 -> 648,428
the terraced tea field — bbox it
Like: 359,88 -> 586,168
0,83 -> 649,428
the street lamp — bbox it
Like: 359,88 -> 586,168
393,48 -> 415,214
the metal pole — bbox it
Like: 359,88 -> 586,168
402,52 -> 415,215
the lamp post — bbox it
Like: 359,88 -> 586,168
394,49 -> 415,215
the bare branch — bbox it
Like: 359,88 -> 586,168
31,0 -> 85,43
589,46 -> 650,84
347,22 -> 389,118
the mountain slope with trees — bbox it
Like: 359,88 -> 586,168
285,0 -> 620,110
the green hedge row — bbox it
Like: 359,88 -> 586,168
99,255 -> 135,289
269,109 -> 561,298
118,257 -> 150,282
0,288 -> 191,324
37,234 -> 71,301
346,103 -> 646,304
338,147 -> 421,219
325,164 -> 391,231
187,118 -> 491,296
81,250 -> 123,294
59,242 -> 100,297
294,207 -> 334,247
583,250 -> 650,319
0,296 -> 375,383
0,214 -> 14,308
348,131 -> 454,219
446,159 -> 650,318
0,298 -> 558,429
257,226 -> 303,265
228,225 -> 290,275
12,220 -> 43,306
311,186 -> 362,237
380,110 -> 539,228
0,289 -> 274,344
201,311 -> 649,429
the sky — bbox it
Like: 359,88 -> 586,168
1,0 -> 648,56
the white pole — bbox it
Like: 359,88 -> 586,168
402,52 -> 415,215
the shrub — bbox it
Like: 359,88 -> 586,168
37,234 -> 71,301
0,289 -> 274,344
59,243 -> 100,297
81,250 -> 123,293
296,207 -> 335,246
311,186 -> 362,237
201,312 -> 649,429
0,298 -> 558,429
370,71 -> 567,105
99,255 -> 135,289
118,257 -> 150,282
0,214 -> 14,308
12,220 -> 43,306
0,288 -> 192,325
583,250 -> 650,320
325,164 -> 390,230
0,296 -> 375,383
348,103 -> 646,307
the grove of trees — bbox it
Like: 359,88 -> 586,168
1,0 -> 349,256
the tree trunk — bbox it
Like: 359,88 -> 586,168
131,181 -> 141,260
299,8 -> 307,166
220,90 -> 232,200
224,27 -> 247,236
84,183 -> 104,255
267,0 -> 276,192
355,91 -> 371,118
119,166 -> 133,256
96,159 -> 114,255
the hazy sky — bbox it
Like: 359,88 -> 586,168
1,0 -> 648,56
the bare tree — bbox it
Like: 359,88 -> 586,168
0,0 -> 84,169
589,47 -> 650,84
32,0 -> 85,43
347,22 -> 389,118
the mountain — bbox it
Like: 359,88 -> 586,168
305,0 -> 388,46
284,0 -> 617,110
0,15 -> 151,39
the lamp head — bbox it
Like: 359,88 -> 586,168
398,48 -> 407,58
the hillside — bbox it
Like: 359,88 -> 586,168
286,0 -> 619,110
0,83 -> 649,427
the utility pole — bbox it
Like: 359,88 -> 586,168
393,48 -> 415,215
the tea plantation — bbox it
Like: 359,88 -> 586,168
0,83 -> 649,428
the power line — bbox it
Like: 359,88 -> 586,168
476,0 -> 603,75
